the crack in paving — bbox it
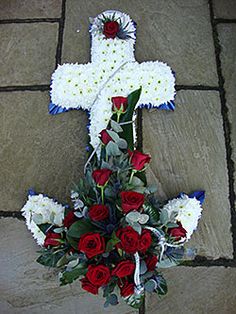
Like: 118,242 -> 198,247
55,0 -> 66,67
0,85 -> 50,92
209,0 -> 236,260
0,18 -> 60,24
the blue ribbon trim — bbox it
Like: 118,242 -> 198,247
178,190 -> 205,205
139,100 -> 175,111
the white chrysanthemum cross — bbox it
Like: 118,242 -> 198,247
50,10 -> 176,149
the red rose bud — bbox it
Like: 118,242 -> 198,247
99,129 -> 113,145
89,204 -> 109,221
86,264 -> 111,287
120,191 -> 145,214
119,280 -> 135,297
92,168 -> 112,187
139,229 -> 152,253
111,96 -> 128,113
129,150 -> 151,171
78,232 -> 105,258
168,222 -> 187,241
112,260 -> 135,278
80,277 -> 99,295
145,255 -> 158,271
116,226 -> 139,254
44,231 -> 61,247
63,211 -> 77,228
103,21 -> 119,39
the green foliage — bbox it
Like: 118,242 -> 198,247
123,293 -> 144,309
60,264 -> 88,285
38,223 -> 52,234
67,219 -> 95,239
119,87 -> 142,150
37,249 -> 65,267
106,231 -> 120,252
143,203 -> 160,225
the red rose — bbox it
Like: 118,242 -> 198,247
139,229 -> 152,253
145,255 -> 158,271
63,211 -> 77,228
89,204 -> 109,221
44,231 -> 61,247
103,21 -> 119,39
120,191 -> 145,214
119,280 -> 135,297
168,223 -> 187,241
86,264 -> 111,287
99,129 -> 113,145
111,96 -> 128,112
112,260 -> 135,278
78,232 -> 105,258
129,150 -> 151,171
92,168 -> 112,187
80,277 -> 99,295
116,226 -> 139,254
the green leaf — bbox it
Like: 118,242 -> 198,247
159,209 -> 169,225
106,129 -> 120,142
60,265 -> 88,285
37,250 -> 64,267
106,232 -> 120,252
66,235 -> 79,250
67,220 -> 95,239
154,274 -> 168,295
143,204 -> 160,225
119,88 -> 142,150
107,294 -> 118,306
103,281 -> 117,298
123,293 -> 144,309
38,223 -> 51,234
117,138 -> 128,149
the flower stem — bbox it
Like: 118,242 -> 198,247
129,170 -> 135,184
100,186 -> 105,204
117,112 -> 121,123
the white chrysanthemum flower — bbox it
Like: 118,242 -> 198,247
21,194 -> 65,246
162,194 -> 203,240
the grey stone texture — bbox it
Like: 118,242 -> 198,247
0,23 -> 58,86
146,266 -> 236,314
0,0 -> 62,19
143,90 -> 233,259
213,0 -> 236,19
62,0 -> 218,85
218,23 -> 236,195
0,218 -> 136,314
0,91 -> 87,211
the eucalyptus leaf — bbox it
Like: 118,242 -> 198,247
60,265 -> 88,285
106,141 -> 121,156
108,294 -> 118,306
156,258 -> 177,269
32,213 -> 43,225
74,211 -> 83,218
130,222 -> 142,234
126,211 -> 140,223
144,279 -> 157,293
131,176 -> 144,187
67,259 -> 79,268
111,120 -> 123,133
138,214 -> 149,224
117,138 -> 128,149
140,260 -> 147,275
123,293 -> 144,309
146,184 -> 158,194
106,129 -> 120,142
53,227 -> 64,233
159,209 -> 169,225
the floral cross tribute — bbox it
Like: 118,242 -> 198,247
21,10 -> 205,310
50,10 -> 175,149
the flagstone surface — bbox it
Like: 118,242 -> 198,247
218,24 -> 236,195
0,0 -> 62,19
0,23 -> 58,86
0,218 -> 136,314
0,91 -> 87,211
143,90 -> 233,259
62,0 -> 218,86
146,266 -> 236,314
213,0 -> 236,19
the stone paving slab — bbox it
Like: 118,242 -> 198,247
0,218 -> 136,314
0,91 -> 87,211
143,90 -> 233,259
62,0 -> 218,86
146,266 -> 236,314
0,0 -> 62,19
218,23 -> 236,195
0,23 -> 58,86
213,0 -> 236,19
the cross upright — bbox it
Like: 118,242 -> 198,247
50,10 -> 176,149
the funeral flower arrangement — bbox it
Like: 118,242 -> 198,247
22,87 -> 204,309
